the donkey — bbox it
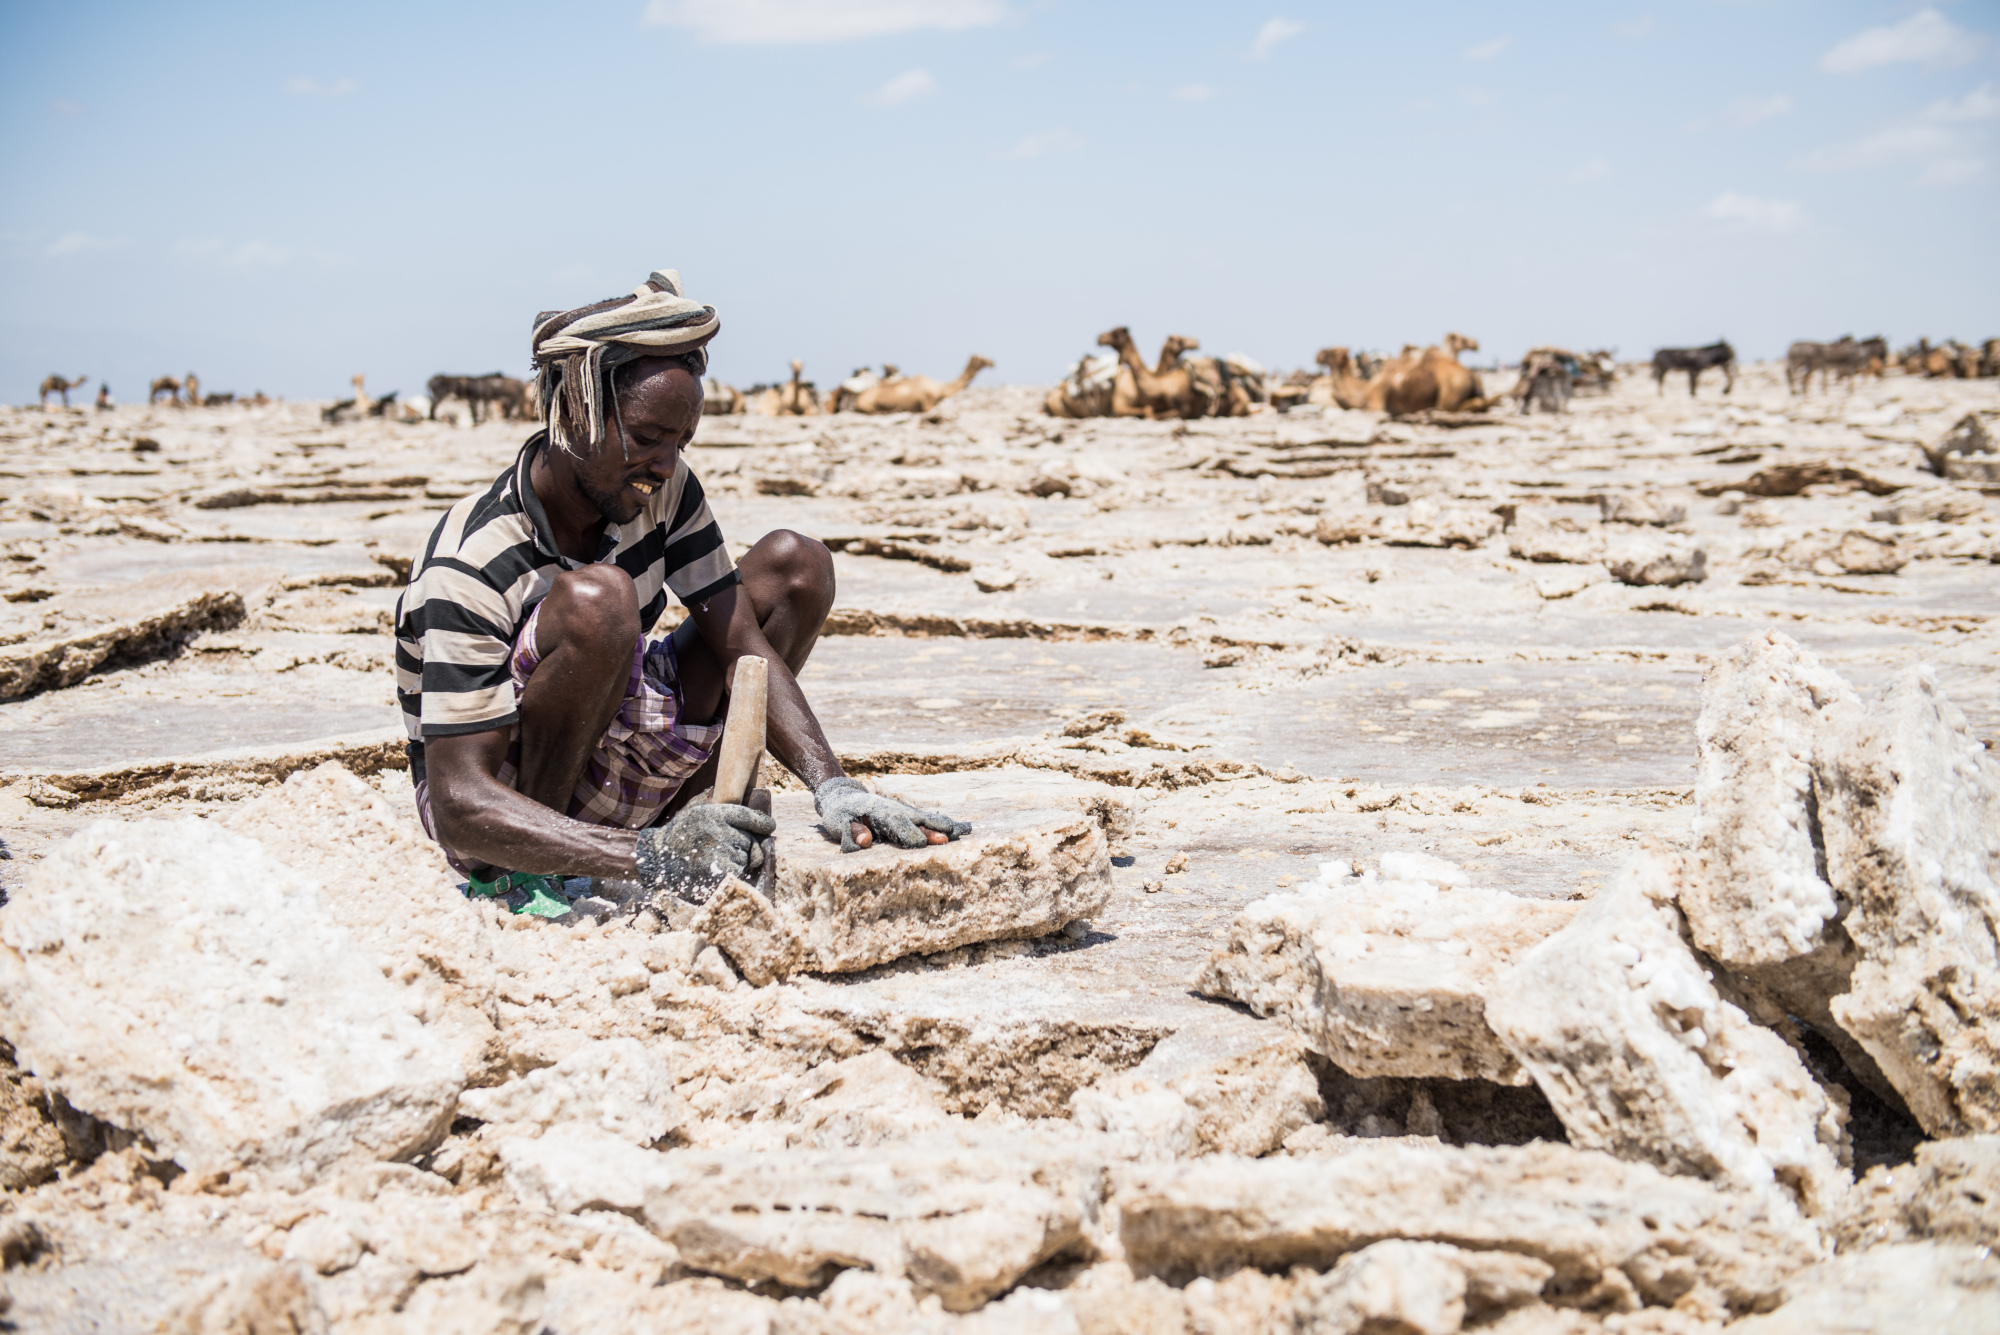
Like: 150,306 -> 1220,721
1651,341 -> 1735,397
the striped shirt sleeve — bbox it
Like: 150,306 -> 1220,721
402,552 -> 522,737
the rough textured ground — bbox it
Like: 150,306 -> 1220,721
0,366 -> 1995,1331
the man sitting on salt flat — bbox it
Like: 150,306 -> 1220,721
393,268 -> 969,916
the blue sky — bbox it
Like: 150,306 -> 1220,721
2,1 -> 1995,402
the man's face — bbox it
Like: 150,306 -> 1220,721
572,359 -> 703,525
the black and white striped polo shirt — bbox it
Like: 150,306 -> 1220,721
393,431 -> 738,780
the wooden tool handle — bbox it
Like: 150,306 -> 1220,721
711,655 -> 768,806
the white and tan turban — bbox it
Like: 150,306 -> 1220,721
530,268 -> 720,456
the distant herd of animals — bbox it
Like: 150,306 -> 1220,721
31,333 -> 2000,422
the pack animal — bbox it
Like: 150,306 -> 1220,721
1651,342 -> 1735,397
428,373 -> 529,424
38,374 -> 88,408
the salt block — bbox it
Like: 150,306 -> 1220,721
1196,875 -> 1578,1084
1117,1139 -> 1825,1316
1680,631 -> 1860,969
1726,1242 -> 2000,1335
0,819 -> 464,1186
686,773 -> 1112,981
1485,854 -> 1851,1218
456,1038 -> 677,1145
504,1126 -> 1102,1313
1816,666 -> 2000,1136
1508,512 -> 1606,564
1605,532 -> 1707,586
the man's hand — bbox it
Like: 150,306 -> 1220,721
814,777 -> 972,854
636,802 -> 776,904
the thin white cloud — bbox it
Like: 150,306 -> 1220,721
864,68 -> 938,107
1614,15 -> 1653,39
1011,51 -> 1050,69
1459,86 -> 1495,107
642,0 -> 1008,44
46,232 -> 128,258
285,76 -> 357,96
1704,191 -> 1805,234
1821,8 -> 1983,74
1465,35 -> 1512,61
1725,93 -> 1791,129
992,129 -> 1084,161
1797,87 -> 1994,186
1926,82 -> 2000,123
175,238 -> 351,271
1171,84 -> 1218,102
1249,17 -> 1305,60
49,99 -> 83,116
1568,158 -> 1612,183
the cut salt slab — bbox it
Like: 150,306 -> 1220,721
1195,861 -> 1578,1084
1117,1139 -> 1826,1317
676,771 -> 1113,982
0,819 -> 464,1186
1816,665 -> 2000,1137
1484,853 -> 1851,1218
456,1037 -> 677,1145
503,1124 -> 1104,1312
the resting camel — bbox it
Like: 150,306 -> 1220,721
148,375 -> 181,405
1099,327 -> 1206,419
1422,333 -> 1488,412
753,361 -> 821,416
38,374 -> 87,408
848,355 -> 992,414
1314,346 -> 1456,417
1043,353 -> 1120,418
701,377 -> 746,415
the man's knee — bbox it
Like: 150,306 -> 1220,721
757,529 -> 836,614
541,565 -> 640,656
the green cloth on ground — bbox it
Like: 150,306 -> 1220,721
463,870 -> 574,919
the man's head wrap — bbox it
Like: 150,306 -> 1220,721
530,268 -> 719,457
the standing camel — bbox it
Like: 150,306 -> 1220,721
148,375 -> 182,405
848,355 -> 992,414
38,374 -> 88,408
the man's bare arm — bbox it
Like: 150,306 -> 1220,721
686,581 -> 844,791
425,729 -> 641,878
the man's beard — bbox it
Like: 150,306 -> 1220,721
575,459 -> 642,526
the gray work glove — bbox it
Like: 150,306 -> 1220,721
814,777 -> 972,854
635,802 -> 776,905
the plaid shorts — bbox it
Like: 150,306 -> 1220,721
416,601 -> 723,873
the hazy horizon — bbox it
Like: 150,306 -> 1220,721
3,1 -> 1996,404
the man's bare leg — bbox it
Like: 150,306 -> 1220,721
515,565 -> 641,815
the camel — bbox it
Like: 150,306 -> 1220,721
825,366 -> 895,414
848,355 -> 991,414
1099,327 -> 1205,419
38,374 -> 87,408
754,361 -> 821,416
1310,346 -> 1443,417
1420,333 -> 1488,412
351,374 -> 371,419
183,372 -> 201,407
1044,353 -> 1120,418
701,377 -> 746,415
148,375 -> 181,405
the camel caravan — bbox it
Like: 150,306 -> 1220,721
1043,327 -> 1502,421
703,353 -> 995,417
